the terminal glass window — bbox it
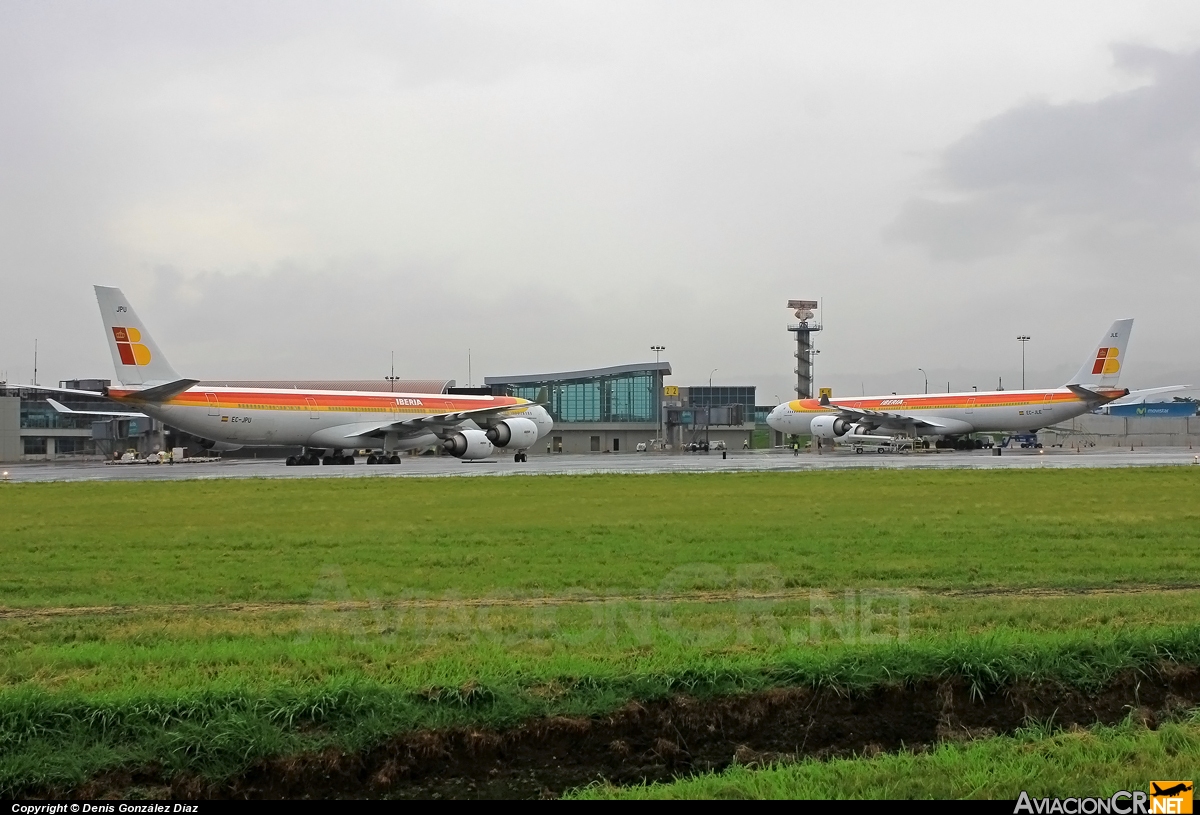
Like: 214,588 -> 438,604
687,386 -> 757,412
499,370 -> 660,424
16,392 -> 125,431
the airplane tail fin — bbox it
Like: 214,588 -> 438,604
1066,319 -> 1133,388
94,286 -> 181,387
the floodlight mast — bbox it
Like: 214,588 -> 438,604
651,345 -> 666,443
1017,336 -> 1031,389
386,351 -> 400,392
707,368 -> 718,448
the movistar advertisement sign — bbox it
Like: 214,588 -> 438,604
1108,403 -> 1197,417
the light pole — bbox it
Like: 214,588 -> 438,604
386,351 -> 400,392
918,368 -> 928,394
707,368 -> 717,448
651,345 -> 666,443
1017,336 -> 1031,389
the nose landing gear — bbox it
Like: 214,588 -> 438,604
513,452 -> 528,462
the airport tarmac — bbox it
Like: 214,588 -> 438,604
2,447 -> 1198,483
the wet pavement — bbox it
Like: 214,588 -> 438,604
3,446 -> 1198,483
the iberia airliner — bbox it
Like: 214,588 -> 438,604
70,286 -> 553,465
766,320 -> 1136,445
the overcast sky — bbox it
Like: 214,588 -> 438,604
3,1 -> 1199,400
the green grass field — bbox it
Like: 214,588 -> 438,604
4,469 -> 1200,607
1,469 -> 1198,796
570,716 -> 1200,800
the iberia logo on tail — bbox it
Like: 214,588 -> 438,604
1092,347 -> 1120,376
111,326 -> 152,366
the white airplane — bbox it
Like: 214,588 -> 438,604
766,319 -> 1179,446
47,286 -> 554,465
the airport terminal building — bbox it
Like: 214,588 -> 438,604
0,381 -> 152,464
485,363 -> 757,454
485,362 -> 670,454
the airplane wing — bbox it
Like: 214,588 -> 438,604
46,398 -> 147,418
818,394 -> 949,430
828,403 -> 952,430
345,402 -> 537,439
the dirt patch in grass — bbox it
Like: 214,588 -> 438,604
7,583 -> 1200,620
53,666 -> 1200,800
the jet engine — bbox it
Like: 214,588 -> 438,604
442,428 -> 494,460
197,438 -> 244,452
810,415 -> 851,439
485,417 -> 539,449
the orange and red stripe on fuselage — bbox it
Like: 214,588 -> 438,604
106,386 -> 536,449
108,387 -> 529,415
768,387 -> 1125,437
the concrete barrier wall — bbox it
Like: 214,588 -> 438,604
1041,414 -> 1199,447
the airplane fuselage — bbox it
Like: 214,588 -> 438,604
110,386 -> 551,450
766,387 -> 1125,438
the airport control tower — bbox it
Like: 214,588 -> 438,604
786,299 -> 821,399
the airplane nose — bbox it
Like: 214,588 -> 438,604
766,405 -> 782,431
531,405 -> 554,438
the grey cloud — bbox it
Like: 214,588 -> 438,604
892,45 -> 1200,260
137,262 -> 705,384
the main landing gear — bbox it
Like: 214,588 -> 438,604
286,450 -> 322,466
513,452 -> 528,462
366,454 -> 402,465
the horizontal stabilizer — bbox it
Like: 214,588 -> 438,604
1067,384 -> 1127,405
125,378 -> 199,402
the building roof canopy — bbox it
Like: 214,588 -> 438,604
485,362 -> 671,386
